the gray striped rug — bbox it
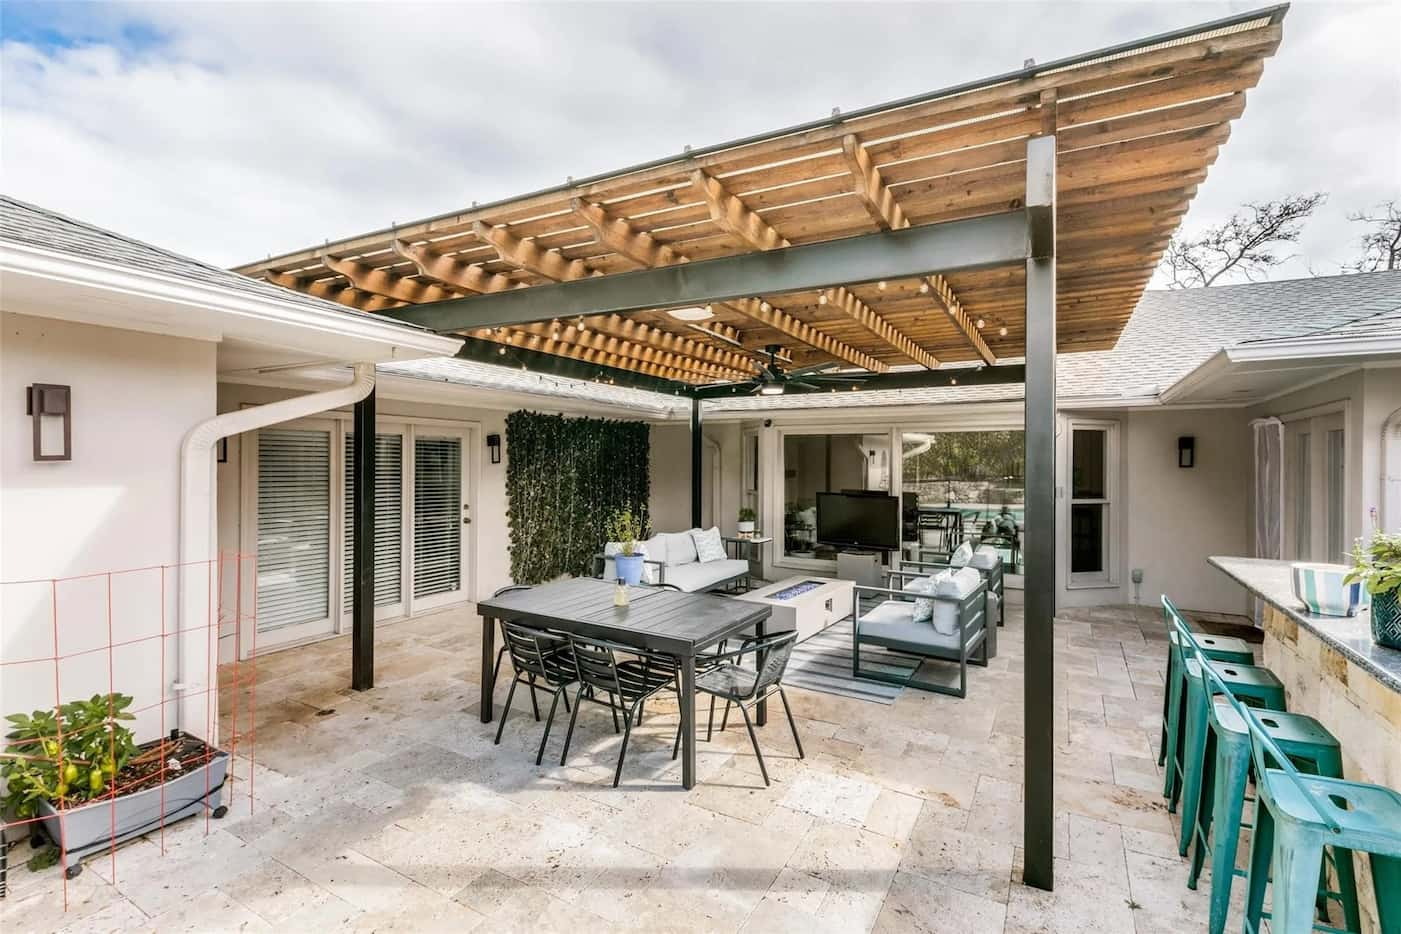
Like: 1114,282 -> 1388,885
784,619 -> 917,704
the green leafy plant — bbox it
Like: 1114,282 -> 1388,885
2,693 -> 137,818
1345,531 -> 1401,596
605,507 -> 648,556
738,507 -> 757,523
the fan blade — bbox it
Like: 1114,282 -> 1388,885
704,379 -> 759,391
789,380 -> 822,390
787,361 -> 843,377
808,373 -> 869,383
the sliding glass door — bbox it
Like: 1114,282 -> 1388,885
412,430 -> 468,610
341,430 -> 406,621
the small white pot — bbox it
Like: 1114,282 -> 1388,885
737,520 -> 756,534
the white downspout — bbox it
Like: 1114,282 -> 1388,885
175,363 -> 376,739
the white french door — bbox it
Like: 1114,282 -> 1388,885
1284,411 -> 1346,563
243,418 -> 472,658
411,428 -> 470,611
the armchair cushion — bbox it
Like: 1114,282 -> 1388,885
662,559 -> 749,592
858,601 -> 963,653
930,567 -> 982,635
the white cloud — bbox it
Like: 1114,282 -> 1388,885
2,0 -> 1397,280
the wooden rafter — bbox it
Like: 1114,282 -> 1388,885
842,134 -> 995,365
473,327 -> 698,383
579,314 -> 757,375
263,270 -> 403,313
824,286 -> 941,369
570,199 -> 683,269
513,321 -> 748,381
472,220 -> 594,282
319,252 -> 458,305
391,239 -> 516,294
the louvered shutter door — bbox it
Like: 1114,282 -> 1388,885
342,433 -> 404,613
256,428 -> 331,632
413,436 -> 462,598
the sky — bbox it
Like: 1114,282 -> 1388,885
1,0 -> 1397,286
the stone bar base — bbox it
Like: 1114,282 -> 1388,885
1263,603 -> 1401,934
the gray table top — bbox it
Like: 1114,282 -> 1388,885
477,577 -> 772,656
1209,556 -> 1401,694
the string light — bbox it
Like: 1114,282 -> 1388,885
818,293 -> 828,305
919,282 -> 930,294
976,319 -> 986,330
498,346 -> 507,355
877,280 -> 887,291
760,301 -> 770,312
576,317 -> 587,331
999,326 -> 1008,337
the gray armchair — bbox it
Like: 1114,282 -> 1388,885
853,574 -> 990,698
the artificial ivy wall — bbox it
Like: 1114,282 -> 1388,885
505,410 -> 651,583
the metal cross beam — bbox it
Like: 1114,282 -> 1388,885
382,211 -> 1029,333
690,363 -> 1027,400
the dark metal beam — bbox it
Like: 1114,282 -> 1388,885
351,385 -> 376,691
1022,136 -> 1057,892
383,213 -> 1029,333
690,364 -> 1026,400
691,397 -> 703,528
452,336 -> 692,395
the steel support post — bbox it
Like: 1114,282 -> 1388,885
352,385 -> 376,691
1023,134 -> 1057,892
691,396 -> 704,529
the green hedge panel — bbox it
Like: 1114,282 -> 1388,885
505,411 -> 650,583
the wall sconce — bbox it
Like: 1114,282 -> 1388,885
487,433 -> 502,465
26,383 -> 72,461
1177,435 -> 1195,469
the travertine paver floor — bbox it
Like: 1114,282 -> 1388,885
2,600 -> 1242,933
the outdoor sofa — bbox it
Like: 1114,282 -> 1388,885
595,527 -> 750,593
853,566 -> 991,698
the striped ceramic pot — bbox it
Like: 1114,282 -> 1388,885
1291,563 -> 1367,617
1372,590 -> 1401,650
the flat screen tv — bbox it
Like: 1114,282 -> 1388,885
816,491 -> 900,551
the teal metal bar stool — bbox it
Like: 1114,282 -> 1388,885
1162,599 -> 1286,853
1166,602 -> 1360,934
1159,601 -> 1255,804
1232,684 -> 1401,933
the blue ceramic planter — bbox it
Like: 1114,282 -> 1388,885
1372,589 -> 1401,650
614,553 -> 645,586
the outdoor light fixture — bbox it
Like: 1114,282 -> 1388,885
26,383 -> 71,461
976,318 -> 986,329
919,281 -> 930,294
666,306 -> 714,322
999,326 -> 1008,337
819,293 -> 829,305
1178,435 -> 1196,468
759,384 -> 784,396
487,433 -> 502,464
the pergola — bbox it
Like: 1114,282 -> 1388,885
236,5 -> 1286,891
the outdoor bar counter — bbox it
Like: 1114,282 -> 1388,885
1209,555 -> 1401,792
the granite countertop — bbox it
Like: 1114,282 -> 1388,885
1209,555 -> 1401,694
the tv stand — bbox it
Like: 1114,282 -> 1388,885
835,550 -> 883,589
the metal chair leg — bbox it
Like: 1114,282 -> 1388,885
720,699 -> 731,733
560,687 -> 585,766
737,703 -> 769,787
706,694 -> 717,741
777,686 -> 804,759
536,686 -> 565,766
672,717 -> 682,760
528,674 -> 542,721
609,693 -> 620,734
613,714 -> 634,788
494,677 -> 519,745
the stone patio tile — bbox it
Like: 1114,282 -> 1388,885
861,788 -> 926,841
145,887 -> 271,933
1005,857 -> 1135,933
1067,813 -> 1128,886
779,769 -> 883,825
901,820 -> 1015,903
1125,849 -> 1213,934
53,896 -> 153,934
873,870 -> 1007,934
1111,753 -> 1162,793
218,856 -> 338,923
1056,775 -> 1174,834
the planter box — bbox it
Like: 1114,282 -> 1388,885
37,736 -> 228,865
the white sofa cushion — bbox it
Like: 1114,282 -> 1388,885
642,534 -> 667,566
662,558 -> 749,592
968,545 -> 1000,570
691,526 -> 726,563
661,530 -> 699,566
950,541 -> 974,567
929,567 -> 981,635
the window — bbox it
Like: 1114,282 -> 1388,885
1065,421 -> 1117,586
901,431 -> 1024,572
256,427 -> 331,634
782,433 -> 886,560
414,435 -> 463,598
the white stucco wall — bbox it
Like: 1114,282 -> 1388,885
1121,407 -> 1253,616
1359,367 -> 1401,534
1,312 -> 216,740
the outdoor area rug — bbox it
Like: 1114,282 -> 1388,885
783,619 -> 917,704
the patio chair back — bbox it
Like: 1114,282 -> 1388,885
753,631 -> 799,696
567,635 -> 628,700
1160,596 -> 1340,834
501,622 -> 571,687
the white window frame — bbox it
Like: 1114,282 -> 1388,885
1063,417 -> 1120,590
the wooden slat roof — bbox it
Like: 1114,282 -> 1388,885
234,6 -> 1286,385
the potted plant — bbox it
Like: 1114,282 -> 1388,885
737,507 -> 757,535
605,507 -> 648,586
3,693 -> 230,878
1346,530 -> 1401,649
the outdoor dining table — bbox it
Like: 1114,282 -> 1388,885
477,577 -> 773,789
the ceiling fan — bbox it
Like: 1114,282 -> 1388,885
712,345 -> 869,395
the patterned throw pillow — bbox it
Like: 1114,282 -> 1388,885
905,576 -> 937,623
691,526 -> 727,563
950,542 -> 974,567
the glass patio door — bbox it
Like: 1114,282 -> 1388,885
252,422 -> 336,651
341,428 -> 406,622
411,429 -> 469,610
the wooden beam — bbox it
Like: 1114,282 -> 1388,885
691,170 -> 790,252
473,327 -> 699,383
515,322 -> 748,381
826,286 -> 940,369
581,314 -> 758,374
472,220 -> 595,282
391,239 -> 516,294
841,135 -> 985,366
570,199 -> 684,268
262,270 -> 403,313
319,252 -> 458,304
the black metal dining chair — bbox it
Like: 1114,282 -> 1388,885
488,585 -> 570,723
559,635 -> 682,787
494,622 -> 578,765
694,631 -> 803,787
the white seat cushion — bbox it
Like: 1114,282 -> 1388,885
858,602 -> 962,652
662,558 -> 748,592
691,526 -> 726,563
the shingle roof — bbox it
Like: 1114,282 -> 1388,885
0,195 -> 432,331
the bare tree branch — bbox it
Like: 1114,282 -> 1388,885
1161,192 -> 1326,289
1342,199 -> 1401,273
